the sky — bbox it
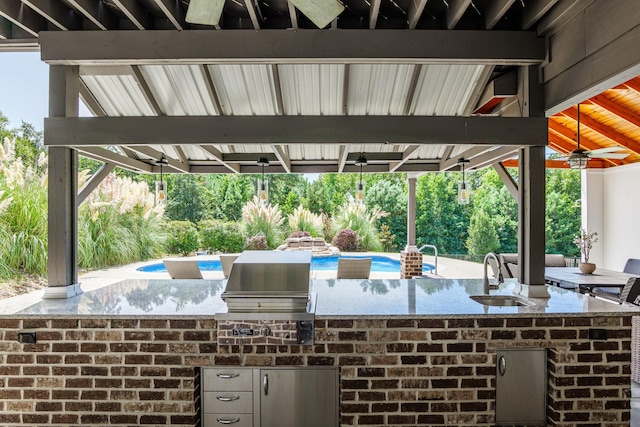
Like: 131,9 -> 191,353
0,51 -> 90,131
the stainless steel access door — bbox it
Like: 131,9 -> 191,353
496,348 -> 547,426
258,368 -> 338,427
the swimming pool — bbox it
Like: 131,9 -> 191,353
137,255 -> 435,274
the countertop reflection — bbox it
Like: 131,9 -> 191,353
14,278 -> 639,317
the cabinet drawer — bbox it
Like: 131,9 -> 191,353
203,392 -> 253,414
203,369 -> 253,391
203,414 -> 253,427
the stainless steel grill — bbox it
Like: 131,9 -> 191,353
221,251 -> 312,313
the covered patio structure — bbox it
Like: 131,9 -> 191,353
1,1 -> 639,298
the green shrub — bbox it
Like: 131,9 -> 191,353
165,220 -> 200,255
245,234 -> 268,250
287,205 -> 322,236
332,228 -> 358,252
332,197 -> 385,252
241,197 -> 284,249
199,220 -> 244,253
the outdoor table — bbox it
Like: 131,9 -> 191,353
544,267 -> 637,294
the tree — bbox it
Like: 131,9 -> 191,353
365,179 -> 407,249
466,210 -> 500,256
545,168 -> 581,256
164,174 -> 211,223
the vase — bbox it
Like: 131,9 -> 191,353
578,262 -> 596,275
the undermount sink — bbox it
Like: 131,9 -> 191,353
470,295 -> 534,307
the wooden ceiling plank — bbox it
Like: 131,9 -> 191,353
111,0 -> 147,30
620,77 -> 640,93
0,0 -> 46,37
66,0 -> 117,30
591,94 -> 640,128
563,107 -> 640,156
548,130 -> 622,167
150,0 -> 184,30
21,0 -> 81,30
446,0 -> 471,30
521,0 -> 559,30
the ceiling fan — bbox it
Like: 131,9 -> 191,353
565,104 -> 630,169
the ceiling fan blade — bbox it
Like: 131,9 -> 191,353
186,0 -> 225,26
587,146 -> 626,155
289,0 -> 345,28
588,152 -> 630,159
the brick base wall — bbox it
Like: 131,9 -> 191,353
400,251 -> 422,279
0,315 -> 633,426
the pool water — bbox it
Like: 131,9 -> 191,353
137,255 -> 435,274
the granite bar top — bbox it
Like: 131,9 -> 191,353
7,278 -> 639,317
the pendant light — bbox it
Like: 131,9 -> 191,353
257,157 -> 269,204
567,104 -> 589,169
355,154 -> 367,203
457,158 -> 470,205
155,154 -> 168,205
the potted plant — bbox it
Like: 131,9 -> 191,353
573,228 -> 598,274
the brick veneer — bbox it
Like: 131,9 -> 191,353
0,314 -> 633,426
400,251 -> 422,279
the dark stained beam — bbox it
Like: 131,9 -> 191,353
0,0 -> 46,37
535,0 -> 587,36
65,0 -> 117,30
21,0 -> 81,30
189,162 -> 441,175
44,116 -> 549,147
40,30 -> 546,65
502,158 -> 611,169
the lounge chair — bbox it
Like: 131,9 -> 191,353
336,258 -> 371,279
163,259 -> 203,279
219,254 -> 239,279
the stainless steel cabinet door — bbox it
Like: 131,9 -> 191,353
259,368 -> 338,427
496,349 -> 547,426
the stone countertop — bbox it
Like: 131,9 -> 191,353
7,278 -> 639,317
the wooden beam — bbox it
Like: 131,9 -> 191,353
126,146 -> 190,173
21,0 -> 81,30
535,0 -> 587,36
77,162 -> 115,206
467,146 -> 519,169
502,158 -> 610,169
446,0 -> 471,30
547,130 -> 622,167
198,145 -> 240,173
44,116 -> 549,147
620,77 -> 640,93
484,0 -> 515,29
76,146 -> 153,172
0,0 -> 46,37
439,146 -> 492,171
244,0 -> 260,29
130,65 -> 163,116
438,145 -> 454,170
187,162 -> 441,175
369,0 -> 381,29
562,107 -> 640,156
65,0 -> 116,30
111,0 -> 147,30
79,79 -> 106,117
407,0 -> 429,29
287,0 -> 298,28
493,162 -> 518,200
271,145 -> 291,173
337,144 -> 350,173
590,93 -> 640,129
173,146 -> 188,164
521,0 -> 559,30
40,30 -> 546,65
389,145 -> 420,172
150,0 -> 184,30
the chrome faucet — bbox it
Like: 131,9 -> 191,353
483,252 -> 504,295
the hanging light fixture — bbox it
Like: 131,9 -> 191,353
257,157 -> 269,204
155,154 -> 169,205
567,104 -> 589,169
355,154 -> 367,203
458,158 -> 470,205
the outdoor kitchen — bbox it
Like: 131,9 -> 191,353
0,251 -> 637,426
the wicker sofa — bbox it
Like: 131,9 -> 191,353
496,253 -> 567,279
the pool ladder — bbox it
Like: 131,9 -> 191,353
418,244 -> 438,275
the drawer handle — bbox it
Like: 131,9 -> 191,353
216,373 -> 240,379
216,395 -> 240,402
216,417 -> 240,424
